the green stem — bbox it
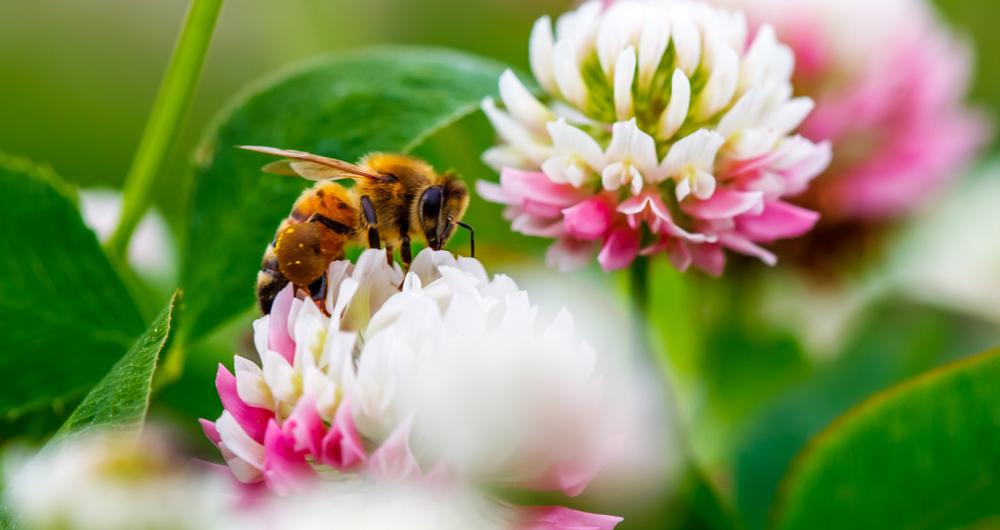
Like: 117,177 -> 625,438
629,255 -> 652,355
107,0 -> 223,259
628,257 -> 741,530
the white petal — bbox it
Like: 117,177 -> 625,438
234,355 -> 273,409
251,316 -> 269,358
606,118 -> 657,173
629,165 -> 645,195
670,6 -> 701,75
739,24 -> 777,93
482,145 -> 530,171
481,98 -> 552,165
262,349 -> 299,404
768,97 -> 815,135
553,40 -> 589,110
694,47 -> 739,121
547,118 -> 605,169
662,129 -> 726,175
602,161 -> 626,191
216,411 -> 264,470
726,128 -> 781,160
675,177 -> 692,202
613,46 -> 637,120
596,3 -> 638,78
499,69 -> 553,133
717,87 -> 765,138
658,69 -> 691,139
529,15 -> 558,95
638,17 -> 670,89
693,170 -> 717,200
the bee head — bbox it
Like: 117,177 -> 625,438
418,173 -> 469,250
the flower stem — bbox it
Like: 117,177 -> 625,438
628,257 -> 739,529
629,255 -> 652,355
106,0 -> 223,259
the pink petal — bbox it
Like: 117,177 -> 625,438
546,238 -> 597,271
619,193 -> 706,241
283,399 -> 326,457
517,506 -> 623,530
501,168 -> 582,207
537,465 -> 601,497
681,189 -> 763,220
200,418 -> 221,445
597,228 -> 639,271
216,364 -> 273,443
562,197 -> 613,241
320,398 -> 367,471
263,420 -> 313,495
718,232 -> 776,266
368,418 -> 423,482
268,284 -> 296,363
511,212 -> 566,238
476,180 -> 513,205
666,239 -> 693,272
689,243 -> 725,277
737,201 -> 819,241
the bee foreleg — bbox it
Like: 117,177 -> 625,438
457,221 -> 475,258
360,196 -> 381,249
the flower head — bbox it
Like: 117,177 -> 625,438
3,430 -> 227,530
716,0 -> 989,220
479,0 -> 830,275
202,249 -> 624,525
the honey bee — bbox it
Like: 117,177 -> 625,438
241,146 -> 473,314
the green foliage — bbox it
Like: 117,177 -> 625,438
0,154 -> 144,421
732,302 -> 990,530
772,348 -> 1000,530
181,46 -> 508,340
55,293 -> 176,438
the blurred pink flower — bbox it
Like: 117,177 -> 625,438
716,0 -> 990,220
478,0 -> 830,275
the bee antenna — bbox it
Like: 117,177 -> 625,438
456,221 -> 475,258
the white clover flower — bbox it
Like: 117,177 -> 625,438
350,255 -> 620,495
204,249 -> 628,507
3,430 -> 227,530
479,0 -> 830,274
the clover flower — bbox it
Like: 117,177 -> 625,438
201,249 -> 625,527
3,430 -> 227,530
478,0 -> 830,274
715,0 -> 988,220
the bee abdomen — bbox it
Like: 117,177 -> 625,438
257,244 -> 288,314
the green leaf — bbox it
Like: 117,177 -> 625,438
55,293 -> 177,438
733,301 -> 997,530
0,154 -> 145,421
772,349 -> 1000,530
181,46 -> 507,339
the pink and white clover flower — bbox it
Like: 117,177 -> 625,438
478,0 -> 830,275
201,249 -> 625,527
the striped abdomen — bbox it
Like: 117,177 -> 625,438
257,182 -> 359,313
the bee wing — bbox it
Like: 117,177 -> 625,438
239,145 -> 383,182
